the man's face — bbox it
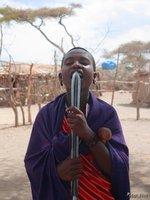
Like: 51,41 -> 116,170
60,49 -> 95,90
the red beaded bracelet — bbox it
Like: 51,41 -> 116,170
85,134 -> 99,148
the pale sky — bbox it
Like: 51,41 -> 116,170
0,0 -> 150,65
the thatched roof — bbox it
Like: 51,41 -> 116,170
0,60 -> 61,76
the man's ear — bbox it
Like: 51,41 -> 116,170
58,72 -> 63,86
93,72 -> 97,84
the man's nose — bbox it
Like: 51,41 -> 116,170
72,61 -> 82,68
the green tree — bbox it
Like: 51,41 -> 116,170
103,41 -> 150,68
103,41 -> 150,119
111,41 -> 150,68
0,25 -> 2,57
0,4 -> 82,55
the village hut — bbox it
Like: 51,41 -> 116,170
0,60 -> 102,107
132,67 -> 150,106
0,60 -> 63,107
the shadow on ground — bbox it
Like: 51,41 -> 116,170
130,155 -> 150,198
0,159 -> 32,200
117,103 -> 150,109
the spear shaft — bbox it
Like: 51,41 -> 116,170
71,71 -> 81,200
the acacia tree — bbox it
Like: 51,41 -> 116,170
103,41 -> 150,119
2,61 -> 26,127
0,25 -> 2,57
0,4 -> 82,55
0,4 -> 81,125
0,29 -> 26,127
0,4 -> 110,119
111,48 -> 120,106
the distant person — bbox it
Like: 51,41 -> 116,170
24,47 -> 130,200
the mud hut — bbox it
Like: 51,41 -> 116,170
132,67 -> 150,106
0,61 -> 63,107
0,60 -> 102,107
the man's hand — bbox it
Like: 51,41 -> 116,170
57,156 -> 83,181
66,106 -> 94,141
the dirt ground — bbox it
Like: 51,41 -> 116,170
0,91 -> 150,200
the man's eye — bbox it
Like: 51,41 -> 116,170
66,62 -> 73,66
81,62 -> 88,65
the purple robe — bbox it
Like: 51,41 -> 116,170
24,92 -> 130,200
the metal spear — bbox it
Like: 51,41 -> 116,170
71,71 -> 81,200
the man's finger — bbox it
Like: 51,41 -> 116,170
66,106 -> 82,114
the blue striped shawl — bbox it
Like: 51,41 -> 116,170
24,92 -> 130,200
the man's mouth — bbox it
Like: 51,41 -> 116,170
71,71 -> 83,79
78,72 -> 83,79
